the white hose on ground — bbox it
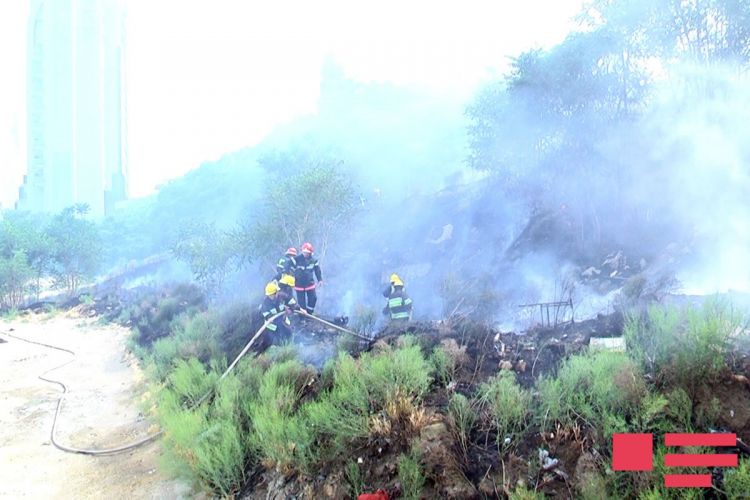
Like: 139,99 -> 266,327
0,310 -> 286,455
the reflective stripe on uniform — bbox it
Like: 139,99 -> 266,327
388,297 -> 404,308
391,312 -> 410,319
294,285 -> 316,291
404,298 -> 412,305
262,307 -> 279,318
266,323 -> 277,331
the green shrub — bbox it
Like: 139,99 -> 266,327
345,461 -> 365,497
150,312 -> 222,380
126,284 -> 206,347
724,457 -> 750,499
398,449 -> 425,500
245,360 -> 318,472
448,393 -> 477,456
480,370 -> 531,447
625,301 -> 738,391
165,358 -> 219,407
215,302 -> 258,359
537,351 -> 648,446
158,365 -> 248,497
431,345 -> 456,386
360,336 -> 433,403
509,486 -> 545,500
665,388 -> 693,432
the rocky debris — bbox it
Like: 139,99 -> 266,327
415,420 -> 478,498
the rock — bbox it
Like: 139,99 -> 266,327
420,422 -> 448,442
515,359 -> 527,373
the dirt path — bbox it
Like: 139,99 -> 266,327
0,312 -> 192,499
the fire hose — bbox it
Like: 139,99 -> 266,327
0,309 -> 367,455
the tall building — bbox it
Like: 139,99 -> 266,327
17,0 -> 128,217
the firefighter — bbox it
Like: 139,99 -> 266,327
294,242 -> 322,315
259,280 -> 292,344
278,274 -> 305,314
275,247 -> 298,281
382,273 -> 412,322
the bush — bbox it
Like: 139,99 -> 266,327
215,302 -> 261,359
724,457 -> 750,499
158,363 -> 247,497
245,360 -> 318,472
126,284 -> 206,347
509,486 -> 545,500
345,461 -> 365,497
360,335 -> 433,403
480,370 -> 531,448
624,301 -> 739,391
537,351 -> 649,446
431,348 -> 455,388
398,449 -> 425,500
150,312 -> 222,380
448,393 -> 477,456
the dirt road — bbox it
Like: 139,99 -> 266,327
0,312 -> 192,499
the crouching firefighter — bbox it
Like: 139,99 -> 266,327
382,273 -> 412,322
294,242 -> 322,315
260,281 -> 292,344
278,274 -> 306,316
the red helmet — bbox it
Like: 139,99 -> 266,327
286,247 -> 297,256
301,242 -> 314,254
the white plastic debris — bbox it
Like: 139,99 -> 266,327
589,337 -> 626,352
357,457 -> 363,464
539,449 -> 559,470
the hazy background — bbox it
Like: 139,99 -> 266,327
0,0 -> 584,206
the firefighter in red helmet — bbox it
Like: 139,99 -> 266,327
294,242 -> 322,314
275,247 -> 297,281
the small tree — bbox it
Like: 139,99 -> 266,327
47,204 -> 102,295
0,250 -> 33,309
172,220 -> 235,297
238,154 -> 360,266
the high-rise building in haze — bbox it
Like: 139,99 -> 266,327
17,0 -> 128,217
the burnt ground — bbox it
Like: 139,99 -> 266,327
235,313 -> 750,499
51,290 -> 750,498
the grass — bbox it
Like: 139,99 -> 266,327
345,461 -> 365,497
398,449 -> 425,500
431,344 -> 456,386
509,486 -> 545,500
536,350 -> 649,446
723,457 -> 750,498
149,312 -> 223,380
479,370 -> 531,448
448,392 -> 477,457
624,301 -> 740,392
158,362 -> 247,497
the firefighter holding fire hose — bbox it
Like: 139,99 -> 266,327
294,242 -> 323,315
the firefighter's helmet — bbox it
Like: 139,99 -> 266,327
265,281 -> 280,296
279,274 -> 295,287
